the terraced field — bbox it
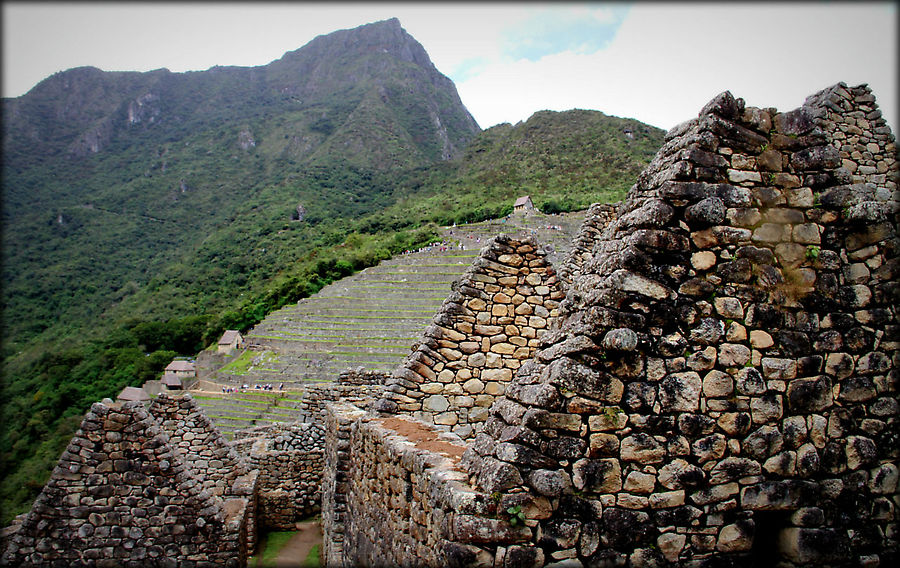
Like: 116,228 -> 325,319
188,390 -> 309,439
192,209 -> 586,432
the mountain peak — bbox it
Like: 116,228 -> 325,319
274,17 -> 436,75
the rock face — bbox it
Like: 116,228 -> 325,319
2,18 -> 479,169
324,82 -> 898,567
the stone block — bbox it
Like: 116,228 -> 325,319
453,515 -> 532,545
740,480 -> 817,510
786,375 -> 832,413
658,372 -> 701,412
526,469 -> 573,497
624,471 -> 656,494
777,528 -> 850,564
620,434 -> 666,463
572,458 -> 622,493
716,520 -> 754,552
657,532 -> 686,563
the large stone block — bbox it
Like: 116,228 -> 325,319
620,434 -> 666,463
452,515 -> 532,545
546,358 -> 623,403
786,375 -> 833,413
658,372 -> 701,412
740,480 -> 817,510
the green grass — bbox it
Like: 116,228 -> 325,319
250,530 -> 296,568
217,350 -> 281,375
217,350 -> 256,375
305,544 -> 321,567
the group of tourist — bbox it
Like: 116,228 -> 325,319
401,239 -> 462,255
220,382 -> 284,393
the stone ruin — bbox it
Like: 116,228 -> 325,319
323,82 -> 898,567
1,81 -> 897,567
1,394 -> 257,567
376,236 -> 566,439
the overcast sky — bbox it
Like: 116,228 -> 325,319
2,2 -> 897,132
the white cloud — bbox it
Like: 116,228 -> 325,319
457,2 -> 897,132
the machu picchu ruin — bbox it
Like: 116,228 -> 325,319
2,81 -> 897,568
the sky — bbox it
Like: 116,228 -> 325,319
2,2 -> 897,133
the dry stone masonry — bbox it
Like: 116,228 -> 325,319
3,81 -> 897,568
376,236 -> 565,439
557,202 -> 619,287
148,393 -> 259,551
324,82 -> 898,567
239,423 -> 325,529
1,399 -> 255,567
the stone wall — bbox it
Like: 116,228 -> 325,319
557,202 -> 619,286
460,82 -> 898,566
376,236 -> 565,439
227,382 -> 381,530
244,423 -> 325,529
323,401 -> 534,567
338,369 -> 391,386
1,401 -> 251,567
324,82 -> 898,567
281,382 -> 384,423
149,393 -> 259,551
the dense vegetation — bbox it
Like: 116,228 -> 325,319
0,19 -> 665,524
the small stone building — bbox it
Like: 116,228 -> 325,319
218,330 -> 244,354
165,359 -> 196,378
515,195 -> 535,213
116,385 -> 150,404
161,372 -> 183,390
1,398 -> 255,567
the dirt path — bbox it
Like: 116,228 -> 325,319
271,520 -> 322,567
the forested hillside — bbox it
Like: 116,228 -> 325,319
0,17 -> 665,523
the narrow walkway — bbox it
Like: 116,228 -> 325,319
272,520 -> 322,568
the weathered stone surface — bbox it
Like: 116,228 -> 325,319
453,515 -> 532,544
658,372 -> 702,412
778,528 -> 850,564
740,480 -> 817,510
658,459 -> 706,490
786,375 -> 833,413
572,458 -> 622,493
621,434 -> 667,463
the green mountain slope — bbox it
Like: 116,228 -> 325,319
0,17 -> 665,524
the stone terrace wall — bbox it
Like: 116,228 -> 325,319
376,236 -> 564,439
338,369 -> 391,386
282,382 -> 384,423
1,401 -> 249,567
557,202 -> 619,286
458,83 -> 898,566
